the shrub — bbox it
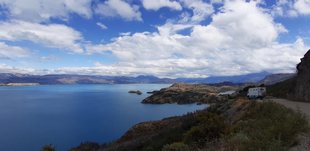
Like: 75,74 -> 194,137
41,144 -> 55,151
162,142 -> 190,151
267,78 -> 296,99
69,142 -> 100,151
183,113 -> 227,146
228,101 -> 309,151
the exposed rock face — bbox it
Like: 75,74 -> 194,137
142,83 -> 238,104
294,50 -> 310,101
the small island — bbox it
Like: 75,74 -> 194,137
128,90 -> 142,95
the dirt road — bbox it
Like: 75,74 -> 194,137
269,98 -> 310,121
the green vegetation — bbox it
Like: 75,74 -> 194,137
267,77 -> 296,99
183,113 -> 227,146
69,142 -> 100,151
122,100 -> 308,151
225,101 -> 308,151
41,144 -> 55,151
69,99 -> 309,151
240,85 -> 255,93
162,142 -> 190,151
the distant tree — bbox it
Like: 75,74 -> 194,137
239,85 -> 256,96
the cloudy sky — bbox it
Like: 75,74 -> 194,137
0,0 -> 309,78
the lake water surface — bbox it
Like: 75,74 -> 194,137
0,84 -> 207,151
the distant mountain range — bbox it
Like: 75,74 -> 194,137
176,72 -> 271,84
0,72 -> 293,85
0,74 -> 174,84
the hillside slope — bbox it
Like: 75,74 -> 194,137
260,73 -> 295,85
70,98 -> 309,151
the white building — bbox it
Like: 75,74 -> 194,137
247,87 -> 266,99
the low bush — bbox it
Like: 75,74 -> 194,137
267,78 -> 296,99
162,142 -> 190,151
183,113 -> 227,146
227,101 -> 309,151
41,144 -> 55,151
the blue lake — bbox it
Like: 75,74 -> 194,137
0,84 -> 207,151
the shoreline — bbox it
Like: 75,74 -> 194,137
0,83 -> 40,86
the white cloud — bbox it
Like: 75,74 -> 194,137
40,55 -> 59,61
0,42 -> 29,59
0,0 -> 92,22
82,0 -> 308,78
211,0 -> 287,48
211,0 -> 224,4
142,0 -> 182,11
96,22 -> 108,29
0,64 -> 36,74
157,22 -> 193,36
0,20 -> 84,53
95,0 -> 142,21
272,0 -> 310,17
294,0 -> 310,15
119,32 -> 131,36
181,0 -> 214,23
0,0 -> 308,78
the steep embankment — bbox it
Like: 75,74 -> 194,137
71,98 -> 309,151
142,83 -> 238,104
268,49 -> 310,102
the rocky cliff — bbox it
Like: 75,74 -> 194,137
294,50 -> 310,101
